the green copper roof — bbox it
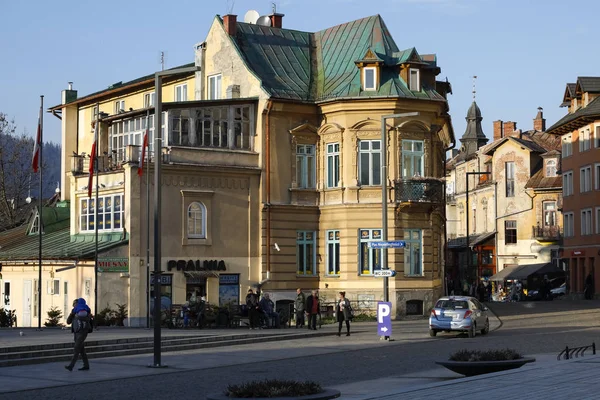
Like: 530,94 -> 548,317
231,15 -> 445,102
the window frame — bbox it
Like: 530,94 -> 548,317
409,68 -> 420,91
80,194 -> 125,233
296,144 -> 316,189
401,140 -> 424,178
47,279 -> 60,295
326,230 -> 341,276
580,165 -> 592,193
363,67 -> 377,91
175,84 -> 188,102
543,201 -> 557,227
326,143 -> 340,188
187,202 -> 207,239
404,229 -> 423,276
581,208 -> 593,236
545,159 -> 557,177
358,140 -> 381,186
505,220 -> 517,245
505,161 -> 515,197
562,134 -> 572,157
563,171 -> 573,196
109,114 -> 155,163
564,212 -> 574,237
595,163 -> 600,191
296,231 -> 317,276
144,92 -> 156,108
208,74 -> 222,100
358,229 -> 382,276
579,128 -> 591,152
114,100 -> 125,114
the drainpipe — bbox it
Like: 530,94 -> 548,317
443,134 -> 456,296
265,101 -> 274,282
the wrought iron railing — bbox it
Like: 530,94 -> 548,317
532,225 -> 562,241
71,146 -> 156,175
394,178 -> 444,204
557,343 -> 595,360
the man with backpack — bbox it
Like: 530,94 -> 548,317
65,298 -> 92,371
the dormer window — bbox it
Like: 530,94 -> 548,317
545,159 -> 557,177
363,67 -> 377,91
409,68 -> 420,91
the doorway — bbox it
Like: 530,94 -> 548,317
3,281 -> 11,312
23,280 -> 32,327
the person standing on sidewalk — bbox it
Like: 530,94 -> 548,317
246,289 -> 260,330
295,288 -> 306,328
305,290 -> 320,330
65,298 -> 92,371
336,291 -> 352,337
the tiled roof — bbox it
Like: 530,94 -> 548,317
547,96 -> 600,134
448,231 -> 496,248
482,130 -> 559,156
525,169 -> 562,190
576,77 -> 600,94
232,15 -> 447,102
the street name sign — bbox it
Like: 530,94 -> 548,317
368,241 -> 406,249
374,270 -> 396,277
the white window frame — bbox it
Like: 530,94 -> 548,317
402,140 -> 424,178
580,166 -> 592,193
581,208 -> 593,236
404,229 -> 423,276
358,140 -> 381,186
175,84 -> 188,102
208,74 -> 222,100
363,67 -> 377,91
595,125 -> 600,148
409,68 -> 420,91
579,128 -> 591,152
47,279 -> 60,295
187,202 -> 207,239
80,194 -> 125,233
543,201 -> 557,227
505,161 -> 515,197
30,213 -> 41,235
563,171 -> 573,196
564,212 -> 574,237
296,231 -> 317,276
358,229 -> 382,276
596,207 -> 600,235
562,134 -> 572,157
109,115 -> 155,163
326,230 -> 340,276
545,159 -> 557,177
326,143 -> 340,188
114,100 -> 125,114
296,144 -> 316,189
505,220 -> 517,245
144,92 -> 155,108
595,163 -> 600,191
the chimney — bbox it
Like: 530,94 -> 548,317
493,120 -> 503,141
504,121 -> 517,137
223,14 -> 237,36
61,82 -> 77,104
533,107 -> 546,131
269,13 -> 285,29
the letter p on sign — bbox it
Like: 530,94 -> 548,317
378,303 -> 390,323
377,301 -> 392,336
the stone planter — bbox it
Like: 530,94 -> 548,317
206,388 -> 341,400
436,357 -> 536,377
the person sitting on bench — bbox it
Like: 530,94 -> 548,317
259,293 -> 280,328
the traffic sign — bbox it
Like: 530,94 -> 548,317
377,302 -> 392,336
374,270 -> 396,277
368,241 -> 406,249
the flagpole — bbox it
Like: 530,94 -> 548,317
94,104 -> 100,317
37,95 -> 43,330
146,109 -> 150,329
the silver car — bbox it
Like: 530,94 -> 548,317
429,296 -> 490,338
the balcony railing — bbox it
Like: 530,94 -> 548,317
71,145 -> 156,175
532,225 -> 562,241
394,178 -> 444,204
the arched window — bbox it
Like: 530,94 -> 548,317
187,202 -> 206,239
546,159 -> 557,177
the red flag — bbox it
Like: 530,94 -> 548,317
32,105 -> 42,173
138,126 -> 149,177
87,141 -> 96,198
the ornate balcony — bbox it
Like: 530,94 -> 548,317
394,178 -> 444,204
532,225 -> 562,242
71,145 -> 156,175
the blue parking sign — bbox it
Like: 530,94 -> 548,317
377,302 -> 392,336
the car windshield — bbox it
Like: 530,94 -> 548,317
435,300 -> 469,310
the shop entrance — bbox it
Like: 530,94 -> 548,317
186,276 -> 207,301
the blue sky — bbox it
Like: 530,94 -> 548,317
1,0 -> 599,145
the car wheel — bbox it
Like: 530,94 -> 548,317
480,319 -> 489,335
468,324 -> 475,338
429,329 -> 437,337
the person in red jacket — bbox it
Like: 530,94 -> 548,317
305,290 -> 320,330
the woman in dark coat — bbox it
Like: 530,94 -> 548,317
336,291 -> 352,337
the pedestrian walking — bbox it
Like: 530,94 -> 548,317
295,288 -> 306,328
336,291 -> 352,337
305,290 -> 320,330
65,298 -> 92,371
245,289 -> 260,330
585,273 -> 594,300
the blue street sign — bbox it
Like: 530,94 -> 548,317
368,241 -> 406,249
377,302 -> 392,336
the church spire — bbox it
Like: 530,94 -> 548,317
459,76 -> 488,156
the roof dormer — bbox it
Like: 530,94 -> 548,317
355,48 -> 384,91
396,48 -> 427,92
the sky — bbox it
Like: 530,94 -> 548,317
1,0 -> 599,146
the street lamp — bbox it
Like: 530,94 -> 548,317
465,171 -> 491,285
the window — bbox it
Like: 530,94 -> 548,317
580,166 -> 592,193
359,229 -> 382,275
187,202 -> 206,239
564,212 -> 574,237
505,162 -> 515,197
505,220 -> 517,244
363,68 -> 376,90
296,144 -> 316,189
596,207 -> 600,235
144,92 -> 155,108
562,135 -> 572,157
545,159 -> 557,177
175,84 -> 188,102
595,164 -> 600,190
481,250 -> 493,265
47,279 -> 60,295
404,229 -> 423,276
171,109 -> 190,146
359,140 -> 381,185
208,74 -> 222,100
80,194 -> 124,233
296,231 -> 316,276
326,230 -> 340,275
110,114 -> 155,162
30,213 -> 41,235
114,100 -> 125,114
543,201 -> 557,227
326,143 -> 340,188
563,171 -> 573,196
409,68 -> 420,91
84,279 -> 91,297
402,140 -> 424,178
579,129 -> 591,152
581,208 -> 593,235
595,126 -> 600,148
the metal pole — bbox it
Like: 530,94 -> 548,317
94,104 -> 100,317
152,74 -> 163,367
146,109 -> 150,329
37,95 -> 43,330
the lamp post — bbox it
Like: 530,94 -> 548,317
380,112 -> 419,308
151,65 -> 199,368
465,171 -> 491,285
